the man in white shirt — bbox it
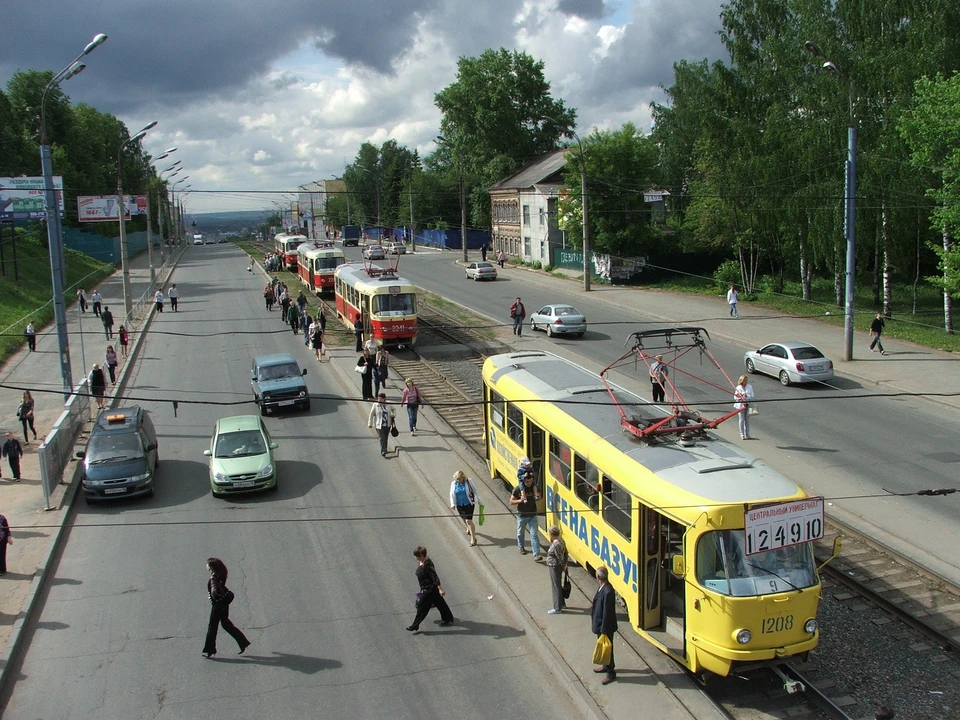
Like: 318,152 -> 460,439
168,284 -> 180,312
154,289 -> 164,313
367,392 -> 396,457
91,291 -> 103,317
727,285 -> 739,318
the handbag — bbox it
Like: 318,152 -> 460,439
592,634 -> 612,666
562,569 -> 571,599
215,589 -> 235,608
354,364 -> 366,374
6,535 -> 12,546
477,504 -> 485,526
390,424 -> 399,438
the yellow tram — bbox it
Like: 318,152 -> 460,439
483,351 -> 823,678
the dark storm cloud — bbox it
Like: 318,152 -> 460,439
557,0 -> 606,20
0,0 -> 437,115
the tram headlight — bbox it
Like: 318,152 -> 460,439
804,619 -> 818,634
735,629 -> 752,645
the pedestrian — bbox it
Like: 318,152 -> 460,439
870,313 -> 887,355
101,306 -> 114,339
280,292 -> 291,322
516,456 -> 534,485
509,297 -> 526,337
406,546 -> 455,632
317,306 -> 326,333
400,378 -> 424,434
734,374 -> 755,440
357,349 -> 375,400
263,283 -> 275,311
481,243 -> 488,261
89,363 -> 107,411
17,390 -> 37,444
450,471 -> 480,546
91,290 -> 103,317
3,431 -> 24,482
154,289 -> 164,313
303,315 -> 314,347
510,472 -> 542,559
296,290 -> 307,316
650,355 -> 668,403
289,304 -> 301,334
546,526 -> 569,614
105,345 -> 119,385
354,316 -> 364,352
202,557 -> 250,658
367,392 -> 396,457
374,345 -> 390,396
118,326 -> 129,357
312,323 -> 326,361
727,284 -> 739,318
0,511 -> 11,574
168,284 -> 180,312
497,248 -> 506,269
591,566 -> 618,685
77,287 -> 88,313
24,321 -> 37,351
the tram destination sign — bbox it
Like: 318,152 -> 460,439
744,497 -> 824,555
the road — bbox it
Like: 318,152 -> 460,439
365,246 -> 960,576
1,245 -> 578,720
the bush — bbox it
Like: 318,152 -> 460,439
713,259 -> 740,291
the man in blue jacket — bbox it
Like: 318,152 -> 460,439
591,566 -> 618,684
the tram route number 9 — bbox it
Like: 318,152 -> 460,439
744,497 -> 824,556
761,615 -> 794,634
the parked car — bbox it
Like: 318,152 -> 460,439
384,241 -> 407,255
529,304 -> 587,337
204,415 -> 278,497
76,407 -> 159,503
465,261 -> 498,281
251,353 -> 310,414
363,245 -> 386,260
744,342 -> 834,385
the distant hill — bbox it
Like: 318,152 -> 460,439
186,210 -> 269,236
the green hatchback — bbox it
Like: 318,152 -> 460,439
204,415 -> 278,497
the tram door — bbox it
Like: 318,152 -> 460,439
526,421 -> 547,533
640,505 -> 662,630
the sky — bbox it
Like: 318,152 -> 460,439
2,0 -> 727,214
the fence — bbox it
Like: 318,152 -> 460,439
37,379 -> 90,509
63,227 -> 147,265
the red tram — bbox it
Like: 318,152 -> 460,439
274,233 -> 307,271
297,242 -> 346,295
334,263 -> 418,347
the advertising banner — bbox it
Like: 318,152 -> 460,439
0,176 -> 64,220
77,195 -> 147,222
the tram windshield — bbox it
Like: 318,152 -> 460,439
373,292 -> 415,316
696,530 -> 816,596
315,256 -> 344,270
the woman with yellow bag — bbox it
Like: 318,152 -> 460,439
590,566 -> 618,684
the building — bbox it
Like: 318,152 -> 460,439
489,150 -> 569,267
298,179 -> 346,239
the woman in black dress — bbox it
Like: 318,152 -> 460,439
203,557 -> 250,658
406,546 -> 454,632
18,390 -> 37,444
312,324 -> 325,361
356,348 -> 374,400
89,364 -> 107,411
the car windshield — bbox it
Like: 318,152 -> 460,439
87,432 -> 144,463
258,363 -> 300,381
373,293 -> 415,315
215,430 -> 266,458
792,346 -> 825,360
696,530 -> 817,596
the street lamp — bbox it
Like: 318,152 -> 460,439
144,147 -> 177,283
806,41 -> 856,362
172,176 -> 190,243
118,120 -> 157,321
40,32 -> 108,396
436,136 -> 469,263
542,117 -> 590,291
158,162 -> 181,261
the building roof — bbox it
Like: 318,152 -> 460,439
489,150 -> 571,192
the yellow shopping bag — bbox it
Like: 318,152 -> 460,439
592,634 -> 612,666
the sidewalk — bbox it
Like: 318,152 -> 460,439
0,245 -> 182,678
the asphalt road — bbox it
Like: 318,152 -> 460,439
370,247 -> 960,573
1,246 -> 578,720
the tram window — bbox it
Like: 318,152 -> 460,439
506,403 -> 524,446
602,478 -> 633,541
548,437 -> 571,488
695,531 -> 817,597
316,256 -> 343,270
373,293 -> 415,315
489,390 -> 505,431
573,456 -> 599,512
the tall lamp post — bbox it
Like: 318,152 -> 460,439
542,117 -> 590,291
436,136 -> 468,263
157,162 -> 181,263
144,147 -> 177,284
806,41 -> 856,361
171,176 -> 189,244
40,32 -> 108,396
118,121 -> 158,321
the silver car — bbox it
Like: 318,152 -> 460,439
363,245 -> 386,260
744,342 -> 834,386
465,261 -> 498,281
529,304 -> 586,338
384,241 -> 407,255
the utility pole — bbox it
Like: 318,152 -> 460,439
408,172 -> 416,252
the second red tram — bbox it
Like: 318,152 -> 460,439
334,263 -> 418,347
297,242 -> 346,295
274,233 -> 307,271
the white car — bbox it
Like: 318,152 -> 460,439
384,241 -> 407,255
744,342 -> 834,386
465,261 -> 498,281
363,245 -> 386,260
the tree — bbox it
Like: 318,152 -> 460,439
342,140 -> 419,228
434,48 -> 576,226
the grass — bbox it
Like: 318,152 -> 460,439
0,231 -> 114,364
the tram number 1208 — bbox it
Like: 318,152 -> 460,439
761,615 -> 794,634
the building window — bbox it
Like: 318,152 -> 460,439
524,236 -> 531,257
522,205 -> 530,226
539,208 -> 545,227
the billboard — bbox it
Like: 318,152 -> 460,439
0,176 -> 64,220
77,195 -> 148,222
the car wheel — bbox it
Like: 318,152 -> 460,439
269,481 -> 279,493
530,321 -> 537,332
303,398 -> 311,412
154,453 -> 160,468
779,370 -> 791,386
84,495 -> 94,505
546,325 -> 554,338
212,489 -> 224,499
260,401 -> 268,416
577,332 -> 585,338
745,359 -> 756,374
145,487 -> 155,498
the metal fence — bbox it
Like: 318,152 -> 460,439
37,379 -> 90,509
